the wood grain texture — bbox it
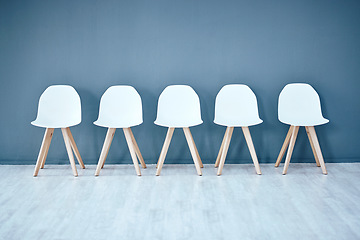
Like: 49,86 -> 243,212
275,125 -> 294,167
33,128 -> 54,176
305,126 -> 321,167
61,128 -> 78,177
40,128 -> 54,169
66,127 -> 85,169
129,128 -> 146,169
189,130 -> 203,168
95,128 -> 116,176
183,127 -> 202,176
123,128 -> 141,176
215,128 -> 228,168
217,127 -> 234,176
307,126 -> 328,175
282,126 -> 299,175
242,127 -> 262,175
6,163 -> 359,239
156,127 -> 175,176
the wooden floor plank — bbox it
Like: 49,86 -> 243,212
1,163 -> 359,240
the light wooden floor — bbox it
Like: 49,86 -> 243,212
0,163 -> 359,240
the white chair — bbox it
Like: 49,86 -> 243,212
32,85 -> 85,177
275,83 -> 329,174
94,86 -> 146,176
155,85 -> 203,176
214,84 -> 262,175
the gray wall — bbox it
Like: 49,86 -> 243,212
1,0 -> 359,165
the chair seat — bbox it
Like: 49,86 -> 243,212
280,117 -> 329,126
154,119 -> 203,128
278,83 -> 329,127
93,119 -> 142,128
31,119 -> 80,128
155,85 -> 203,128
214,84 -> 263,128
32,85 -> 81,129
214,118 -> 263,127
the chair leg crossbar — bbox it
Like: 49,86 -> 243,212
275,125 -> 327,175
33,127 -> 85,177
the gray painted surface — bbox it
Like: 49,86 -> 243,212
0,163 -> 360,239
0,0 -> 359,164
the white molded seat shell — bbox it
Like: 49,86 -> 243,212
31,85 -> 81,128
94,86 -> 143,128
278,83 -> 329,126
214,84 -> 263,127
154,85 -> 203,128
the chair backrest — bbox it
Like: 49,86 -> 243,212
95,86 -> 142,128
33,85 -> 81,128
155,85 -> 202,127
278,83 -> 328,126
214,84 -> 262,127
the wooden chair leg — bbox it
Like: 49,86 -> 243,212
34,128 -> 54,176
61,128 -> 78,177
129,128 -> 146,169
215,128 -> 227,168
307,126 -> 328,175
156,128 -> 175,176
101,156 -> 106,169
282,126 -> 299,175
123,128 -> 141,176
183,127 -> 202,176
189,129 -> 203,168
66,127 -> 85,169
305,126 -> 321,167
100,130 -> 114,169
40,128 -> 54,169
217,127 -> 234,176
242,127 -> 262,175
275,126 -> 294,167
95,128 -> 116,176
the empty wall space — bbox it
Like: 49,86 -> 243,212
0,0 -> 359,164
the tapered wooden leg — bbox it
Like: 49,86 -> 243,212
34,128 -> 54,176
305,126 -> 321,167
217,127 -> 234,176
275,126 -> 294,167
129,128 -> 146,169
66,128 -> 85,169
189,129 -> 203,168
61,128 -> 78,177
100,129 -> 114,169
40,128 -> 54,169
123,128 -> 141,176
95,128 -> 116,176
242,127 -> 262,175
282,126 -> 299,175
183,127 -> 202,176
156,128 -> 175,176
215,128 -> 228,168
307,126 -> 328,175
101,156 -> 105,169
